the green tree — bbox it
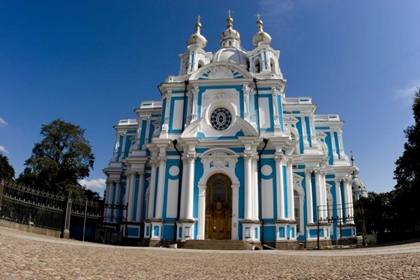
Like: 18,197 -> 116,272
0,153 -> 15,181
17,119 -> 95,198
394,88 -> 420,228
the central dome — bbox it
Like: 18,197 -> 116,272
213,47 -> 248,67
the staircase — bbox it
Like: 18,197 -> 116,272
177,240 -> 261,250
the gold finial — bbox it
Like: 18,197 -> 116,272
226,9 -> 234,28
255,13 -> 263,31
195,15 -> 202,32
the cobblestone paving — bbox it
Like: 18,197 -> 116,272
1,227 -> 419,279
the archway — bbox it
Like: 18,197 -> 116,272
205,174 -> 232,240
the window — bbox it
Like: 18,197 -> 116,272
210,108 -> 232,131
270,59 -> 276,73
254,58 -> 261,73
294,190 -> 300,233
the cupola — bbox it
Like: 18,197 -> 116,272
252,14 -> 272,47
187,16 -> 207,49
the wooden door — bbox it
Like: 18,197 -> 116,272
205,174 -> 232,240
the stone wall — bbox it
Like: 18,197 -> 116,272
0,220 -> 61,238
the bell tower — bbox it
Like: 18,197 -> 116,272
179,16 -> 212,75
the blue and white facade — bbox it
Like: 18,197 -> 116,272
103,15 -> 358,248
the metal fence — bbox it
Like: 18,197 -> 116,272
317,203 -> 355,249
0,180 -> 103,240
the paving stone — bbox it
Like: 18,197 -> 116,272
1,227 -> 420,279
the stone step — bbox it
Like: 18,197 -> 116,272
178,240 -> 259,250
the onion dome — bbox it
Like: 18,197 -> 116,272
187,16 -> 207,49
252,15 -> 272,47
220,14 -> 241,48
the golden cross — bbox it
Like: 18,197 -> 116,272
255,13 -> 261,21
227,9 -> 234,18
197,15 -> 201,23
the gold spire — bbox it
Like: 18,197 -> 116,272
255,13 -> 263,32
226,9 -> 234,28
195,15 -> 202,33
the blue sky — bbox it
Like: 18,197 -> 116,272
1,0 -> 419,196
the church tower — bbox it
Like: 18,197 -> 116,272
103,12 -> 359,250
179,17 -> 212,75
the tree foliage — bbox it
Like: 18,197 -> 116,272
0,153 -> 15,181
17,119 -> 95,198
355,89 -> 420,243
393,89 -> 420,226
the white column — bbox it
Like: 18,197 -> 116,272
136,171 -> 145,222
244,152 -> 253,221
271,87 -> 280,130
127,171 -> 136,221
301,115 -> 309,147
144,117 -> 151,147
331,130 -> 339,160
315,169 -> 328,221
252,154 -> 259,220
186,91 -> 193,125
305,170 -> 313,223
111,133 -> 120,162
231,184 -> 240,240
274,153 -> 285,220
243,85 -> 250,122
321,171 -> 328,220
287,157 -> 295,220
155,154 -> 167,219
147,159 -> 158,219
335,179 -> 343,219
337,129 -> 345,158
343,178 -> 354,220
114,181 -> 121,223
120,133 -> 127,160
314,170 -> 323,221
179,156 -> 189,219
191,86 -> 199,122
197,185 -> 206,240
185,153 -> 196,220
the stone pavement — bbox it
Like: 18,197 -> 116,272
0,227 -> 419,279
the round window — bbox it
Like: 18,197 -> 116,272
210,108 -> 232,131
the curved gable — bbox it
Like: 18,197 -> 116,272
189,62 -> 252,81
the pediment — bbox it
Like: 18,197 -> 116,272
189,62 -> 252,81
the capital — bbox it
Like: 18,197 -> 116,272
150,157 -> 159,167
271,87 -> 279,96
158,155 -> 167,163
191,86 -> 199,95
242,84 -> 250,94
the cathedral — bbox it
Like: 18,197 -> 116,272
103,13 -> 362,249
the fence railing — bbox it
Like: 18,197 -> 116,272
0,180 -> 103,240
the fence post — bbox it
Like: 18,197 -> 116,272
62,192 -> 72,239
0,180 -> 4,210
82,199 -> 88,242
317,206 -> 320,250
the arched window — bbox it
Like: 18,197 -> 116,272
184,61 -> 189,75
254,58 -> 261,73
228,40 -> 232,46
270,58 -> 276,73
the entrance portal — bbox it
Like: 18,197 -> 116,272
205,174 -> 232,240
